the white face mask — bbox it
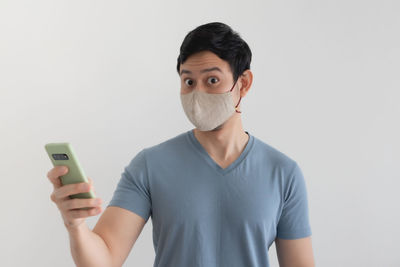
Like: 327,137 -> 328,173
180,79 -> 242,131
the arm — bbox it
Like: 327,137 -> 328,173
68,206 -> 146,267
275,236 -> 315,267
71,148 -> 150,266
47,166 -> 147,267
275,162 -> 314,266
70,148 -> 151,267
91,206 -> 146,267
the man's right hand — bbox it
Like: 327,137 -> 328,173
46,166 -> 103,231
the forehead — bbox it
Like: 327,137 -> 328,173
180,51 -> 230,75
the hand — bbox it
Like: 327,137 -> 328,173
47,166 -> 103,230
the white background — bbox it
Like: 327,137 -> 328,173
1,0 -> 399,266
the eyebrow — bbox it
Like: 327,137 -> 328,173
180,67 -> 222,76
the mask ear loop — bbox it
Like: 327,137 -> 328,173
229,79 -> 242,113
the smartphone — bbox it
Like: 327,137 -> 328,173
44,142 -> 96,202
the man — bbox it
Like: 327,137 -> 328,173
47,22 -> 315,267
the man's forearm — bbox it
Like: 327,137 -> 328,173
67,222 -> 113,267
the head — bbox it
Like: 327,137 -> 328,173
177,22 -> 252,94
177,22 -> 253,131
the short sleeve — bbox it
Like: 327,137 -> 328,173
276,162 -> 312,239
107,149 -> 152,222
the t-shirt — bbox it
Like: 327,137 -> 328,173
107,129 -> 312,267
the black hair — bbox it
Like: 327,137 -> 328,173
176,22 -> 252,82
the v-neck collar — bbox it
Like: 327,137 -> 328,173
186,128 -> 255,176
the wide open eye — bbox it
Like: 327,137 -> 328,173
207,77 -> 219,84
184,79 -> 194,86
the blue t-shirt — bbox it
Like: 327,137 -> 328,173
108,129 -> 312,267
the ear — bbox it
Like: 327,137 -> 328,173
238,69 -> 253,98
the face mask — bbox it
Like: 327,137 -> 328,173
180,79 -> 242,131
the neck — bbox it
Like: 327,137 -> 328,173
192,113 -> 249,162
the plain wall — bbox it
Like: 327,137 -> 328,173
0,0 -> 399,266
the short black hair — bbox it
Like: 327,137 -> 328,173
176,22 -> 252,82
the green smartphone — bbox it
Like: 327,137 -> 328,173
44,142 -> 96,201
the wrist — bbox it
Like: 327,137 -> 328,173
65,221 -> 88,235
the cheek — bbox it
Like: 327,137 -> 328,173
180,86 -> 189,94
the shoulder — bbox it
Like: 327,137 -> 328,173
136,131 -> 189,163
251,134 -> 298,173
146,130 -> 187,151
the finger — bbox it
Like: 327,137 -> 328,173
54,182 -> 92,200
86,177 -> 98,196
67,206 -> 102,219
47,166 -> 68,189
62,197 -> 102,211
48,176 -> 62,190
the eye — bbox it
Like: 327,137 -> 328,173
208,77 -> 219,84
184,79 -> 194,86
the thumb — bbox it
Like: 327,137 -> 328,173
87,177 -> 97,196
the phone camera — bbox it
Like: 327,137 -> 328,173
52,153 -> 69,160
